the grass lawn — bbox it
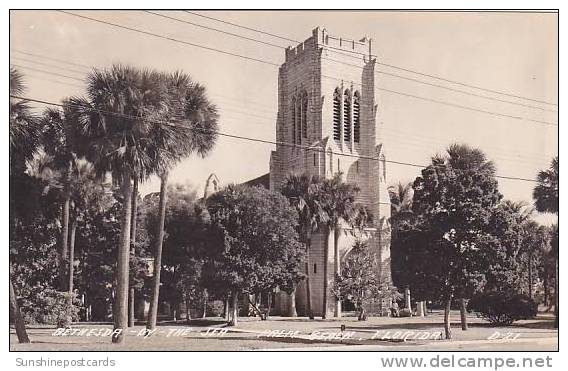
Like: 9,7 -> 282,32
10,311 -> 557,351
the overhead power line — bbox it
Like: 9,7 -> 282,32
11,56 -> 88,75
323,57 -> 557,113
57,11 -> 559,128
185,11 -> 558,107
58,11 -> 280,67
13,63 -> 553,165
145,11 -> 283,49
10,94 -> 541,183
184,11 -> 299,44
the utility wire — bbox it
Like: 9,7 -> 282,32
10,94 -> 541,183
184,11 -> 299,44
11,56 -> 89,75
323,57 -> 557,113
185,11 -> 558,107
145,11 -> 283,49
155,11 -> 557,113
56,11 -> 559,128
10,48 -> 93,70
58,11 -> 280,67
13,59 -> 558,167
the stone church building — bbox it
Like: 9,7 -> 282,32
251,27 -> 392,317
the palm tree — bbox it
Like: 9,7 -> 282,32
76,65 -> 170,343
533,157 -> 559,327
9,68 -> 40,344
281,173 -> 329,319
320,173 -> 360,318
37,104 -> 87,290
146,72 -> 219,330
533,157 -> 558,214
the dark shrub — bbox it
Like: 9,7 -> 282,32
467,291 -> 537,326
21,288 -> 80,326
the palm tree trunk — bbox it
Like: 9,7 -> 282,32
147,172 -> 168,330
305,234 -> 314,319
322,226 -> 331,319
112,174 -> 132,344
10,277 -> 30,343
68,219 -> 77,308
459,298 -> 468,331
444,296 -> 452,340
333,226 -> 341,318
128,177 -> 138,327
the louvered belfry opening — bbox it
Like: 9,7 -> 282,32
343,89 -> 351,143
353,91 -> 361,143
333,88 -> 341,142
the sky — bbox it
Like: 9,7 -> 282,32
10,10 -> 558,224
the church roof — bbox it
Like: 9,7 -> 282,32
241,173 -> 270,189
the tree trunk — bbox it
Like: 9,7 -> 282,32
185,295 -> 191,322
128,177 -> 138,327
147,172 -> 168,330
543,274 -> 549,308
322,226 -> 331,319
10,277 -> 30,343
68,219 -> 77,308
554,258 -> 558,328
459,298 -> 468,331
305,233 -> 314,319
444,297 -> 452,340
266,291 -> 272,319
405,287 -> 411,309
358,303 -> 367,321
202,289 -> 208,318
422,301 -> 428,316
417,301 -> 425,317
128,289 -> 135,326
287,288 -> 297,317
112,174 -> 132,344
224,295 -> 230,322
229,290 -> 239,326
59,195 -> 70,291
528,252 -> 533,300
333,226 -> 341,318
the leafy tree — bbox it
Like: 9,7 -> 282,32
411,144 -> 502,338
332,241 -> 401,321
281,173 -> 329,318
144,183 -> 210,321
203,185 -> 304,326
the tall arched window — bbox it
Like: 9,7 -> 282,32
333,88 -> 341,142
343,89 -> 351,143
301,91 -> 308,139
291,97 -> 297,145
353,91 -> 361,143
